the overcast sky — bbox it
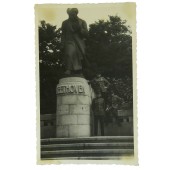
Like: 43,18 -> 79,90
35,3 -> 136,30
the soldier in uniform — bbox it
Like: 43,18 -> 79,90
61,8 -> 88,75
91,74 -> 110,103
94,74 -> 110,93
92,93 -> 106,136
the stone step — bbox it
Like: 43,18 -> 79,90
41,149 -> 134,158
41,142 -> 134,151
41,155 -> 134,160
41,136 -> 133,145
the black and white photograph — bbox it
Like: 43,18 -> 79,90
35,3 -> 137,164
2,0 -> 170,169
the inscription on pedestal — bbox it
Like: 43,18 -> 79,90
57,84 -> 85,95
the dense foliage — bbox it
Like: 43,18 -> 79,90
39,21 -> 64,114
87,16 -> 132,77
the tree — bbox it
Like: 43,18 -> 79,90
109,77 -> 133,108
39,20 -> 64,67
86,16 -> 132,78
39,21 -> 64,114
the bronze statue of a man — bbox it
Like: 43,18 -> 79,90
61,8 -> 88,75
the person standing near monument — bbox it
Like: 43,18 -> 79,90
91,74 -> 111,102
61,8 -> 88,75
92,92 -> 106,136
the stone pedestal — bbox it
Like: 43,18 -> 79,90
56,77 -> 93,138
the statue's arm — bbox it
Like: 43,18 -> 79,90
80,20 -> 88,37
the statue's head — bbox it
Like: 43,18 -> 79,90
67,8 -> 78,20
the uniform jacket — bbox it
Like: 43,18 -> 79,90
92,97 -> 105,116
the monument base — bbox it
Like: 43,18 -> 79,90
56,77 -> 93,138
